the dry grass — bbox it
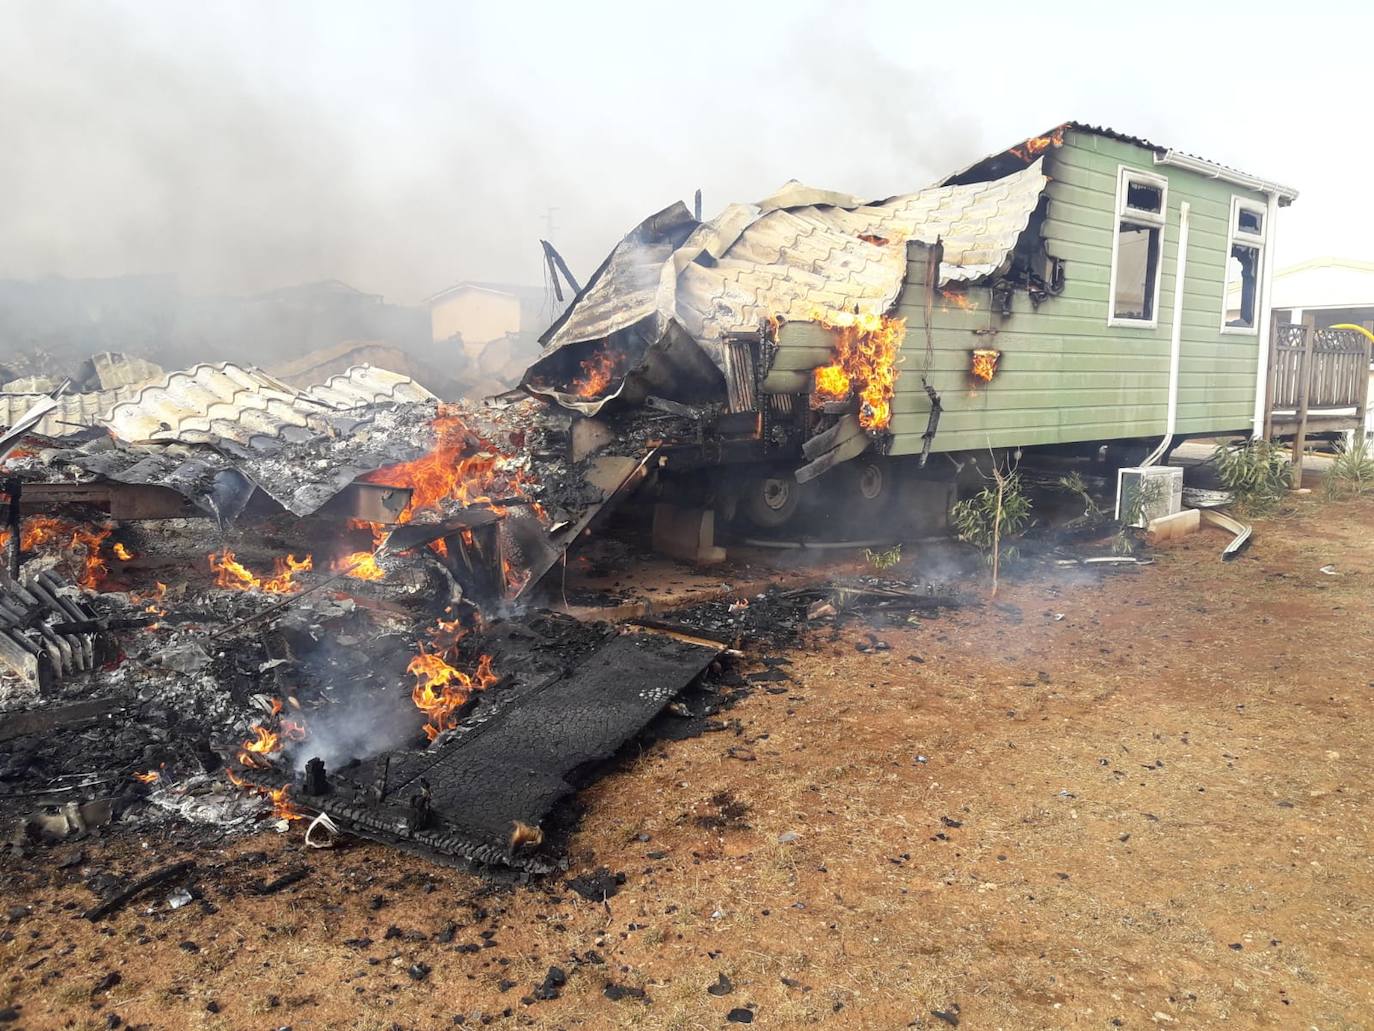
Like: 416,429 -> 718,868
3,495 -> 1374,1029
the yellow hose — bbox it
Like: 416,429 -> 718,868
1330,323 -> 1374,346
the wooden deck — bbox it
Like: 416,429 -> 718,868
1264,323 -> 1371,486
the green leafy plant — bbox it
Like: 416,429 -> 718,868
863,544 -> 903,571
1113,475 -> 1165,555
1325,435 -> 1374,498
951,462 -> 1032,595
1213,439 -> 1290,514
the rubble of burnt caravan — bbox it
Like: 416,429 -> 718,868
2,122 -> 1366,884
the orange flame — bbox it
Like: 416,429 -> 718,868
268,784 -> 302,822
569,349 -> 624,398
809,310 -> 906,431
112,542 -> 135,561
1009,126 -> 1064,162
237,724 -> 280,767
0,516 -> 113,589
940,287 -> 975,311
335,550 -> 385,581
971,348 -> 1001,383
223,769 -> 303,821
209,548 -> 312,594
132,769 -> 161,784
408,650 -> 498,741
361,407 -> 530,523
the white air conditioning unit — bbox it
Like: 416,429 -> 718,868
1115,466 -> 1183,527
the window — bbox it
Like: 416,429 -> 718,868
1108,167 -> 1168,326
1223,196 -> 1265,333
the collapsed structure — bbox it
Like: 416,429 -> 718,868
3,121 -> 1333,871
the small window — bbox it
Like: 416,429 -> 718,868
1223,197 -> 1266,333
1109,168 -> 1168,326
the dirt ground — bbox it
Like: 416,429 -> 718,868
3,493 -> 1373,1031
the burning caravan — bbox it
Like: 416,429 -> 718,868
523,122 -> 1297,549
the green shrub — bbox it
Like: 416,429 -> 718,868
1213,440 -> 1290,514
951,470 -> 1032,569
1325,435 -> 1374,498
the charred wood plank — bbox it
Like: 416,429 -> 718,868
83,860 -> 195,921
0,698 -> 124,743
253,868 -> 310,895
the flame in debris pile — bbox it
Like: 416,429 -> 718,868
224,769 -> 303,822
0,516 -> 114,589
1009,126 -> 1064,162
569,348 -> 625,398
209,548 -> 313,594
112,542 -> 135,561
409,648 -> 498,742
361,406 -> 531,523
809,311 -> 906,431
971,348 -> 1002,383
132,769 -> 161,784
335,550 -> 385,581
237,724 -> 280,767
267,784 -> 303,822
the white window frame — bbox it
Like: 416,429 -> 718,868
1107,166 -> 1169,329
1220,195 -> 1266,336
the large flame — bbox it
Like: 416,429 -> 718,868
408,646 -> 498,742
809,311 -> 906,431
209,548 -> 312,594
0,516 -> 113,589
335,550 -> 385,581
361,407 -> 529,523
569,349 -> 624,398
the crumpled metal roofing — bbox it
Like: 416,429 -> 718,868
538,159 -> 1048,366
302,364 -> 437,409
0,387 -> 140,439
100,362 -> 435,449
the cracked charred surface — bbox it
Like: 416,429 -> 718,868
2,495 -> 1373,1029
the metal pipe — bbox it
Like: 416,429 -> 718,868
1251,189 -> 1282,438
1143,200 -> 1191,467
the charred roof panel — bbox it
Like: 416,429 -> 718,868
536,160 -> 1048,375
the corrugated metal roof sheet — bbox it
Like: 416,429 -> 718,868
100,362 -> 435,449
539,160 -> 1048,367
303,363 -> 437,408
0,387 -> 139,438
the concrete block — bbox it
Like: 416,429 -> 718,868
1146,507 -> 1200,542
651,504 -> 726,565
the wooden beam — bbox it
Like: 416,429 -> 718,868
1290,325 -> 1317,489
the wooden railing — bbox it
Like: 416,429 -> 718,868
1264,323 -> 1372,486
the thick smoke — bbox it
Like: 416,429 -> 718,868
0,4 -> 982,310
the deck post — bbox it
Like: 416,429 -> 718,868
1289,325 -> 1316,488
1263,322 -> 1282,440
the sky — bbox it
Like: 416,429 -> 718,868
0,0 -> 1360,306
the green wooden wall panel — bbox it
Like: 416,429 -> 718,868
769,129 -> 1268,455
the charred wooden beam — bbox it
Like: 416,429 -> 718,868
83,860 -> 196,921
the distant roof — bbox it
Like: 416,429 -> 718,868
423,281 -> 547,306
253,279 -> 382,303
1265,257 -> 1374,310
944,121 -> 1298,205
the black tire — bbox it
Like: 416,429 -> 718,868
742,472 -> 803,529
838,458 -> 896,531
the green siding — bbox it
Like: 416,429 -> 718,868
877,130 -> 1268,455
